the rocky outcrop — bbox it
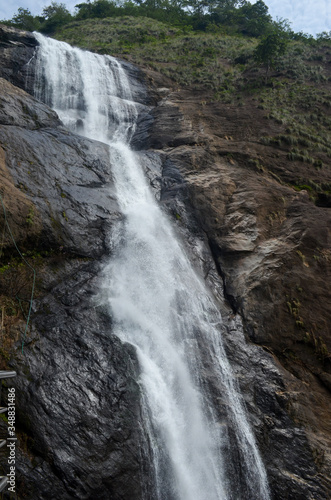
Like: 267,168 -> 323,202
0,25 -> 37,92
15,261 -> 151,500
0,77 -> 153,498
0,79 -> 120,258
141,84 -> 331,498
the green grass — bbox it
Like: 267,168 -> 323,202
55,17 -> 331,100
54,17 -> 330,184
55,17 -> 256,92
257,80 -> 331,181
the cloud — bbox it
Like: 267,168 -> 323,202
265,0 -> 331,35
0,0 -> 330,36
0,1 -> 78,21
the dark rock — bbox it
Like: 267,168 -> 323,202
0,25 -> 36,48
0,79 -> 121,257
0,78 -> 60,128
146,97 -> 200,149
0,62 -> 154,499
219,316 -> 329,500
0,24 -> 38,92
11,260 -> 153,500
120,60 -> 151,106
130,109 -> 154,150
143,83 -> 331,498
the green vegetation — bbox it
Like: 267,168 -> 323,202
2,0 -> 330,42
55,17 -> 256,93
2,1 -> 330,99
0,0 -> 291,37
1,2 -> 73,33
256,75 -> 331,202
303,331 -> 331,364
296,250 -> 309,267
286,297 -> 302,318
1,2 -> 329,204
25,206 -> 35,225
254,29 -> 288,82
0,413 -> 8,423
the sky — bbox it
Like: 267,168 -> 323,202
265,0 -> 330,36
0,0 -> 330,36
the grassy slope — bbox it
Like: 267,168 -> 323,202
55,17 -> 256,91
55,17 -> 331,201
54,18 -> 331,375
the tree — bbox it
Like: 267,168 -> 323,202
75,0 -> 119,19
10,7 -> 41,31
237,0 -> 272,36
254,30 -> 288,82
316,31 -> 331,42
40,2 -> 73,33
75,1 -> 93,19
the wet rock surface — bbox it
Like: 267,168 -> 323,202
0,25 -> 37,92
0,78 -> 121,259
0,51 -> 154,498
13,259 -> 152,500
0,89 -> 121,258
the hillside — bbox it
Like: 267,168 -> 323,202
0,18 -> 330,498
55,17 -> 331,197
55,17 -> 331,489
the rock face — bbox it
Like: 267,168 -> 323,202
15,261 -> 151,500
0,81 -> 121,258
0,31 -> 154,499
0,25 -> 37,92
141,85 -> 331,497
0,24 -> 330,500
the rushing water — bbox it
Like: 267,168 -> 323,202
33,33 -> 270,500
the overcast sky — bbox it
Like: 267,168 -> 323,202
0,0 -> 330,36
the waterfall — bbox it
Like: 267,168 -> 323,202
33,33 -> 270,500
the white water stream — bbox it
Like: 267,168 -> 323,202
33,33 -> 270,500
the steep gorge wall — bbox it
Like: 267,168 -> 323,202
0,25 -> 330,499
142,80 -> 331,496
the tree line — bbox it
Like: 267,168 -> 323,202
2,0 -> 331,79
2,0 -> 329,40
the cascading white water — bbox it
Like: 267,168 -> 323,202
33,33 -> 270,500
